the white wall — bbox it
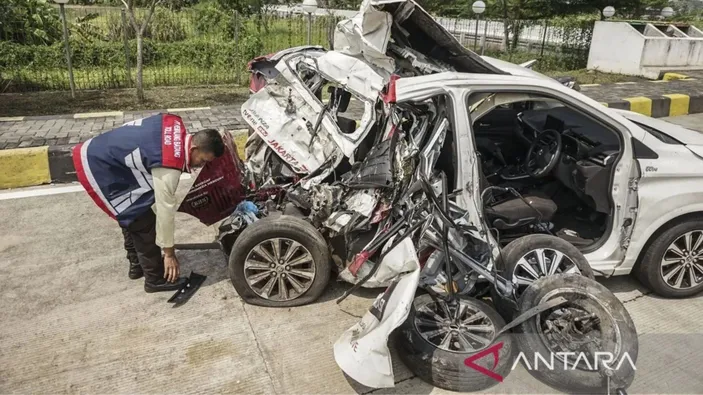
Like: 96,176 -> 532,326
587,21 -> 645,76
641,38 -> 703,67
588,21 -> 703,77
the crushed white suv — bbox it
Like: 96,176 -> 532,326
182,0 -> 703,304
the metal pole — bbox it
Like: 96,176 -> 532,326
540,19 -> 548,57
474,14 -> 480,51
234,10 -> 241,85
59,4 -> 76,98
121,9 -> 132,87
307,12 -> 312,45
481,18 -> 488,55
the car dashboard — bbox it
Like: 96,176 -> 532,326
517,107 -> 619,213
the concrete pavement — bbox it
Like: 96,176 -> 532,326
2,183 -> 702,394
2,114 -> 703,394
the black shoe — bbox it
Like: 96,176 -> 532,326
144,277 -> 187,293
129,262 -> 144,280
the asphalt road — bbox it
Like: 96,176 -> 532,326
1,114 -> 703,394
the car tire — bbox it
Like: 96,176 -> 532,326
514,274 -> 638,393
393,294 -> 517,392
637,219 -> 703,297
491,234 -> 594,321
228,215 -> 331,307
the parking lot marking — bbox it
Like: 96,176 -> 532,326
0,116 -> 25,122
167,107 -> 212,112
74,111 -> 124,119
0,184 -> 83,200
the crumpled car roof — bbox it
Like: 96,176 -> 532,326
334,0 -> 506,75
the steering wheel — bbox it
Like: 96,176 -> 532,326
525,129 -> 562,178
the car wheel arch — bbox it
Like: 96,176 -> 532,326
631,211 -> 703,271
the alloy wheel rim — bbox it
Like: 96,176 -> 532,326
244,238 -> 316,301
512,248 -> 579,298
413,298 -> 496,353
660,230 -> 703,289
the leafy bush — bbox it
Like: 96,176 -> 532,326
191,0 -> 239,38
147,7 -> 188,42
70,6 -> 188,43
0,0 -> 63,45
239,24 -> 264,61
0,38 -> 247,69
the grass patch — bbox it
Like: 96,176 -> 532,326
3,65 -> 248,92
542,69 -> 648,85
0,84 -> 250,117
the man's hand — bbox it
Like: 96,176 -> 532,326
163,248 -> 180,283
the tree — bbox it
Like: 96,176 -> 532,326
120,0 -> 162,102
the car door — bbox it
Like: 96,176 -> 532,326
457,84 -> 640,272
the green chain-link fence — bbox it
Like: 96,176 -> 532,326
1,4 -> 592,93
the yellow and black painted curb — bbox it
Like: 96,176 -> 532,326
599,93 -> 701,118
0,129 -> 249,190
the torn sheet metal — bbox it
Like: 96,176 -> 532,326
242,50 -> 383,178
241,85 -> 342,175
334,0 -> 396,73
325,212 -> 355,232
335,0 -> 504,76
372,0 -> 505,75
346,189 -> 378,217
324,189 -> 377,233
316,51 -> 387,102
302,51 -> 383,157
334,237 -> 420,388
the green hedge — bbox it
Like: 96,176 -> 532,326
0,39 -> 257,69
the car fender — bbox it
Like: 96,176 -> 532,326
621,193 -> 703,272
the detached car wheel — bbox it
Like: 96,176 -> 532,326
393,294 -> 516,392
514,274 -> 638,393
637,219 -> 703,297
228,215 -> 331,307
491,234 -> 594,320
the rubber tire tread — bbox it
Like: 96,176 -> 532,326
392,294 -> 517,392
514,274 -> 638,393
636,219 -> 703,298
228,215 -> 331,307
492,234 -> 594,321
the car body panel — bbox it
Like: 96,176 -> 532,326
618,125 -> 703,274
334,0 -> 506,75
614,109 -> 703,145
395,72 -> 641,274
241,50 -> 383,177
481,56 -> 554,81
231,0 -> 703,281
